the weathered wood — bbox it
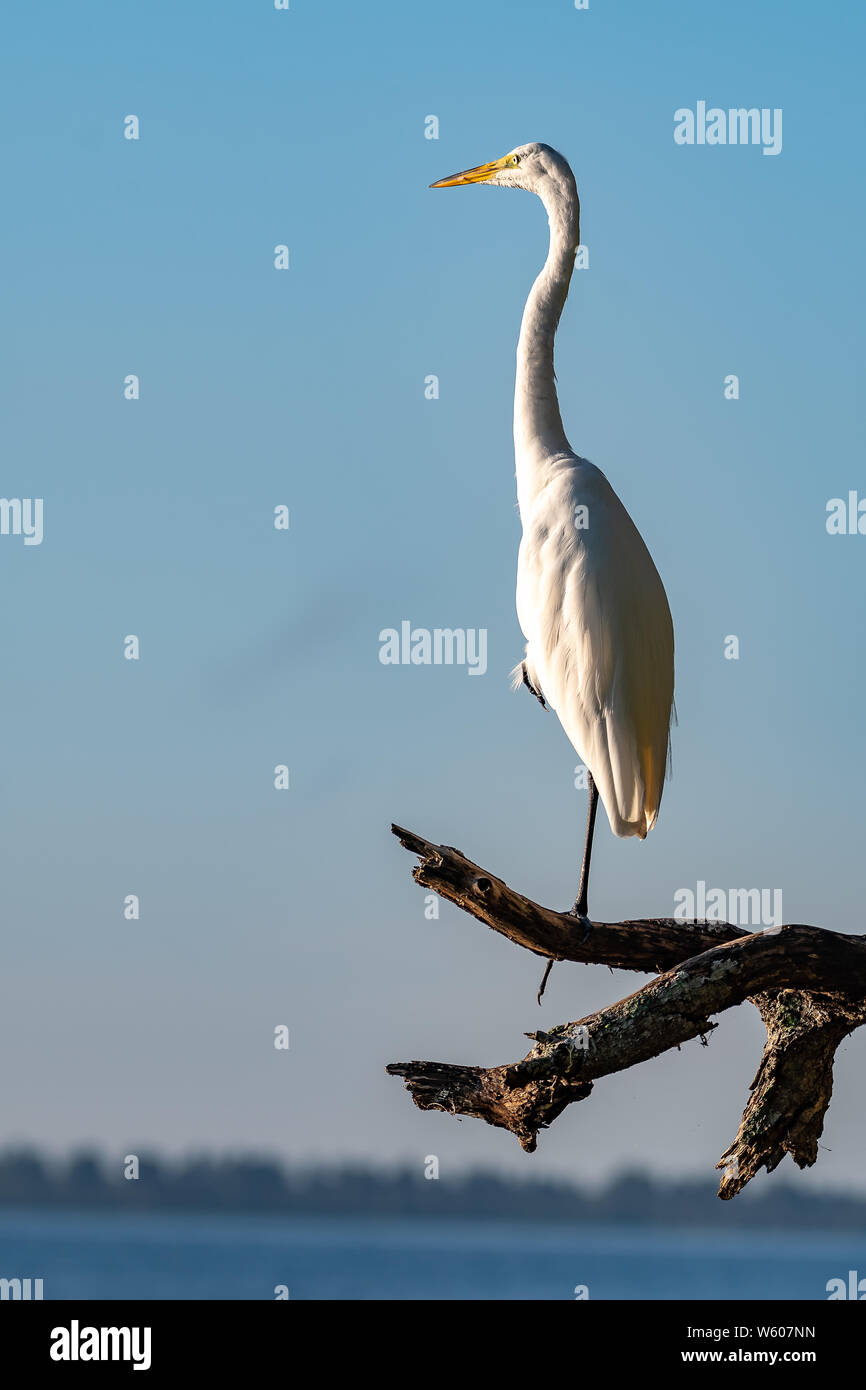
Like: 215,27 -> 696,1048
391,823 -> 747,971
717,989 -> 866,1197
387,825 -> 866,1195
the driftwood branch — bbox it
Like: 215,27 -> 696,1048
387,826 -> 866,1196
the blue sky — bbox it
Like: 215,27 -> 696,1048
1,0 -> 865,1192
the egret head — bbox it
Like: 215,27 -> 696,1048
430,143 -> 579,242
431,142 -> 575,197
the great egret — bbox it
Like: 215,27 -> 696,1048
431,144 -> 675,999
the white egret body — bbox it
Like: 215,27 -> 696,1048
432,144 -> 674,937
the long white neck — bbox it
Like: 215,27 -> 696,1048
513,180 -> 580,514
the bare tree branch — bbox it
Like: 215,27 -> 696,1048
717,989 -> 866,1196
387,825 -> 866,1195
390,824 -> 747,972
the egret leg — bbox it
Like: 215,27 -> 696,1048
536,958 -> 555,1006
537,774 -> 599,1004
572,773 -> 599,920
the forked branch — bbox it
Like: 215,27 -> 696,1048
386,826 -> 866,1196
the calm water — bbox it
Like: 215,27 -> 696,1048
0,1209 -> 862,1300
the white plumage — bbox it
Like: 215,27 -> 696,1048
515,458 -> 672,837
432,141 -> 674,920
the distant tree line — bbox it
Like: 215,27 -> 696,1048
0,1149 -> 864,1229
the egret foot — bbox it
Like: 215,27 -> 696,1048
568,908 -> 593,944
536,910 -> 592,1005
520,661 -> 547,710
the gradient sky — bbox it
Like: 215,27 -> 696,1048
1,0 -> 865,1195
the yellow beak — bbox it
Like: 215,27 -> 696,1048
429,155 -> 508,188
